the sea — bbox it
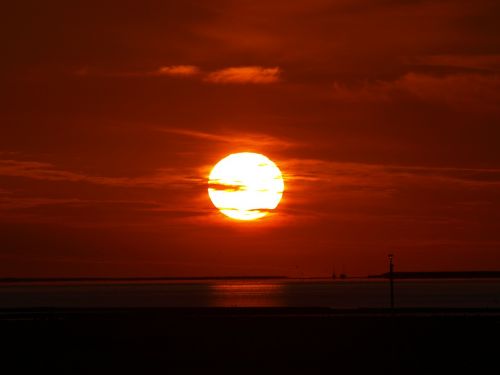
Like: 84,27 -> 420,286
1,278 -> 500,309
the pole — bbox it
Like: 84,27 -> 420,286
388,253 -> 396,374
389,253 -> 394,309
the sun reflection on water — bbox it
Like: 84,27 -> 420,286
208,281 -> 285,307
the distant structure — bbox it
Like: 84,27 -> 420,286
339,264 -> 347,279
331,270 -> 347,279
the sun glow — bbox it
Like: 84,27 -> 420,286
208,152 -> 284,221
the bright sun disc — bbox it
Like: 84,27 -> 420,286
208,152 -> 284,221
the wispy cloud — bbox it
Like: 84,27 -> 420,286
285,159 -> 500,188
0,193 -> 211,227
3,157 -> 499,201
275,158 -> 500,226
159,128 -> 297,149
0,159 -> 203,188
0,196 -> 91,210
204,66 -> 281,84
2,156 -> 500,228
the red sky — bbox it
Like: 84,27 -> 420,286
1,0 -> 500,277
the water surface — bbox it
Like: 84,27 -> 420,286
1,278 -> 499,308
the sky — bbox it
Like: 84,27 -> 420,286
1,0 -> 500,277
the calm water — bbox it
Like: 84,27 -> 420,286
1,278 -> 500,308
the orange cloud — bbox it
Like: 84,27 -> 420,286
204,66 -> 281,84
157,65 -> 201,76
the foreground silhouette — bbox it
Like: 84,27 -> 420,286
2,307 -> 498,374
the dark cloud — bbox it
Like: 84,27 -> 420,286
331,72 -> 500,112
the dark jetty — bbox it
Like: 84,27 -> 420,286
368,271 -> 500,279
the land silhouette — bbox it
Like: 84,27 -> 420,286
1,306 -> 498,374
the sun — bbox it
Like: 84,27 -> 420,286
208,152 -> 285,221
